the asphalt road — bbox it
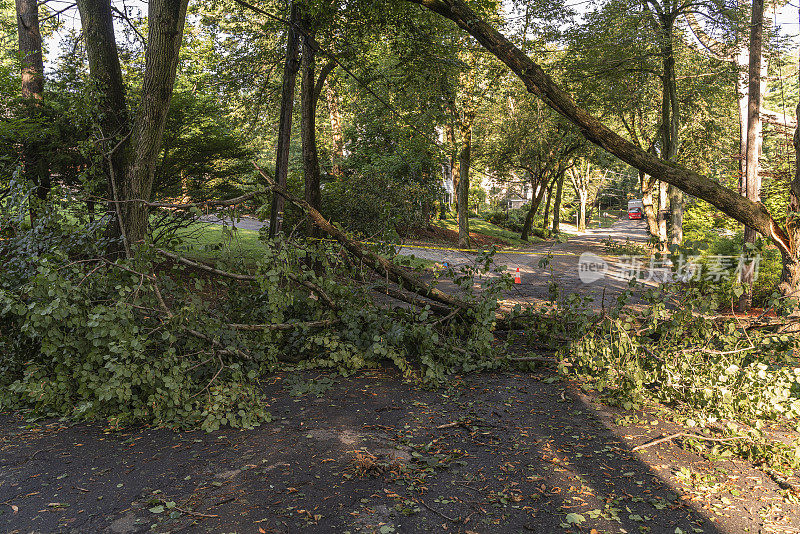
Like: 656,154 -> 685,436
199,213 -> 655,307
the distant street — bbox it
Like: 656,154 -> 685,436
200,213 -> 655,307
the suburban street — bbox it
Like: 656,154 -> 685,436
201,214 -> 654,307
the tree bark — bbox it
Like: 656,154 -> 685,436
120,0 -> 189,248
407,0 -> 787,255
521,179 -> 548,240
269,2 -> 300,238
658,12 -> 682,248
457,119 -> 472,247
577,190 -> 587,233
552,170 -> 564,233
641,172 -> 659,240
739,0 -> 764,312
325,82 -> 344,176
15,0 -> 49,205
76,0 -> 131,252
300,13 -> 322,237
657,180 -> 668,252
542,179 -> 554,230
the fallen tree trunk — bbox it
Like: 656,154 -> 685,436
406,0 -> 790,257
253,162 -> 471,311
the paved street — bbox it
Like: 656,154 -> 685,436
200,213 -> 655,307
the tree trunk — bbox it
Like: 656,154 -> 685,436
78,0 -> 187,254
77,0 -> 130,251
552,170 -> 564,233
739,0 -> 764,312
542,179 -> 554,230
577,190 -> 587,233
737,49 -> 749,194
659,14 -> 682,249
269,2 -> 300,238
457,121 -> 471,248
641,172 -> 659,240
669,185 -> 683,246
119,0 -> 189,248
408,0 -> 787,253
658,180 -> 668,253
15,0 -> 49,206
300,14 -> 322,237
521,179 -> 548,240
325,82 -> 344,177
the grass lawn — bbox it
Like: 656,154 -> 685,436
167,220 -> 437,270
168,222 -> 268,264
434,216 -> 534,247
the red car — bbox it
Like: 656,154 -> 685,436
628,207 -> 643,220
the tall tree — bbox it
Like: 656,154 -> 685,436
268,2 -> 300,238
78,0 -> 189,253
298,7 -> 336,237
15,0 -> 48,203
738,0 -> 764,311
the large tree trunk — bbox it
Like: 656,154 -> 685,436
325,82 -> 344,177
641,172 -> 659,240
521,179 -> 548,240
739,0 -> 764,312
577,190 -> 587,233
268,3 -> 300,238
76,0 -> 130,251
408,0 -> 787,255
657,180 -> 668,252
119,0 -> 189,248
300,14 -> 321,237
457,120 -> 472,247
79,0 -> 187,254
737,49 -> 749,193
659,14 -> 682,249
552,170 -> 564,233
15,0 -> 49,206
542,179 -> 554,230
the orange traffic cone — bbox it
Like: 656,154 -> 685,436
514,268 -> 521,284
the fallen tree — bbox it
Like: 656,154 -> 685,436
406,0 -> 800,299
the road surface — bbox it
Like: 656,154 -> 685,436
200,213 -> 656,308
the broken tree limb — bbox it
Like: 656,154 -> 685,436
375,285 -> 454,316
155,248 -> 338,310
631,432 -> 745,452
226,318 -> 340,331
253,162 -> 471,310
150,279 -> 254,361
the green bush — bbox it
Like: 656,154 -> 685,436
484,207 -> 531,234
322,173 -> 436,239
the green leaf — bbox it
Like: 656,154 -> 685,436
565,512 -> 585,524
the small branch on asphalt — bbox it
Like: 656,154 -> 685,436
632,432 -> 745,452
